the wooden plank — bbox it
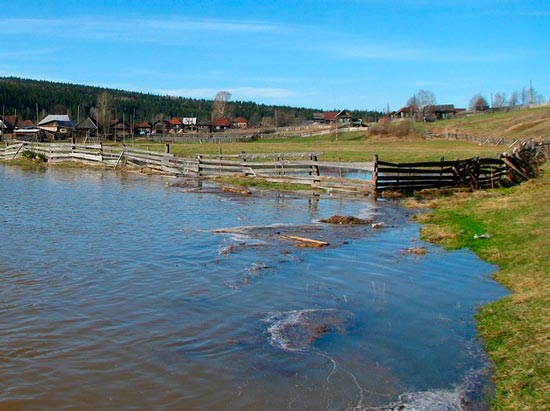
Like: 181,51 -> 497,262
377,167 -> 455,174
280,235 -> 329,247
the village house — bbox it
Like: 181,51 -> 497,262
232,116 -> 248,129
134,121 -> 152,136
169,117 -> 183,133
38,114 -> 75,139
75,117 -> 98,139
393,106 -> 416,120
213,117 -> 231,131
153,120 -> 171,134
423,104 -> 461,121
182,117 -> 198,131
109,119 -> 131,140
1,115 -> 18,134
313,110 -> 353,125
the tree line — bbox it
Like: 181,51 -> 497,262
0,77 -> 376,129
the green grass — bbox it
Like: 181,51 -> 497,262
416,165 -> 550,410
428,106 -> 550,139
122,130 -> 503,163
212,175 -> 312,191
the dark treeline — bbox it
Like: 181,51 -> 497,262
0,77 -> 380,127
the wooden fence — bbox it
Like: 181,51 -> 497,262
3,140 -> 545,196
1,142 -> 374,194
373,140 -> 546,193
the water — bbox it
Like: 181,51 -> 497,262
0,165 -> 507,410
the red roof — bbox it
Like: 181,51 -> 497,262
214,117 -> 231,127
233,116 -> 248,123
170,117 -> 183,126
19,119 -> 35,127
323,112 -> 339,121
3,115 -> 18,127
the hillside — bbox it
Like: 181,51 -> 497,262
0,77 -> 321,126
427,106 -> 550,139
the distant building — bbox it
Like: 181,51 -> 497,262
313,110 -> 353,124
169,117 -> 183,132
38,114 -> 75,138
134,121 -> 152,136
423,105 -> 459,121
182,117 -> 198,131
232,116 -> 248,129
153,120 -> 171,134
213,117 -> 231,131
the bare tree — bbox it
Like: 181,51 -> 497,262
406,89 -> 436,109
509,91 -> 519,106
469,93 -> 489,112
406,89 -> 436,120
211,90 -> 232,121
96,91 -> 112,137
493,92 -> 507,108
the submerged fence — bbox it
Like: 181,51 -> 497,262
2,139 -> 546,196
0,142 -> 374,194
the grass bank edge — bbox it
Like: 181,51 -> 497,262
412,164 -> 550,410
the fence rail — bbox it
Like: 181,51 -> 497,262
2,139 -> 545,196
373,140 -> 546,193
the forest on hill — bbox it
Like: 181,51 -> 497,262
0,77 -> 375,127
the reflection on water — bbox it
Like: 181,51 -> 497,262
0,165 -> 506,410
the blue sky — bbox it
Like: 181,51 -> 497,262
0,0 -> 548,111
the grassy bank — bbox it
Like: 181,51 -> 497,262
415,164 -> 550,410
428,106 -> 550,139
126,131 -> 503,163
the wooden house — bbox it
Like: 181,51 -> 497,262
169,117 -> 183,132
232,116 -> 248,129
134,121 -> 152,136
76,117 -> 98,139
38,114 -> 75,139
213,117 -> 231,131
313,110 -> 353,124
153,120 -> 171,134
423,105 -> 458,121
110,119 -> 130,140
182,117 -> 197,131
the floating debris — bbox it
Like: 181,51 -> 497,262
371,222 -> 387,229
279,235 -> 329,248
320,215 -> 372,225
265,308 -> 353,352
221,186 -> 252,196
402,246 -> 428,256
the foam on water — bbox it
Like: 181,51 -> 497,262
265,308 -> 354,352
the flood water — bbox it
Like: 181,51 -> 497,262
0,165 -> 507,411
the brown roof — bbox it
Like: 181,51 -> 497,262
19,119 -> 35,127
323,112 -> 339,121
214,117 -> 231,127
233,116 -> 248,123
4,115 -> 18,127
135,121 -> 152,128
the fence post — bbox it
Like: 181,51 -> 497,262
241,151 -> 247,176
165,143 -> 170,154
310,154 -> 320,177
197,154 -> 203,177
439,156 -> 445,187
373,154 -> 378,196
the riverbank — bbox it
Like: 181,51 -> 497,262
413,163 -> 550,410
